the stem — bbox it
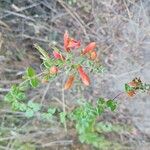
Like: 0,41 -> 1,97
62,79 -> 67,132
112,92 -> 125,100
34,43 -> 49,59
40,81 -> 51,105
19,72 -> 43,88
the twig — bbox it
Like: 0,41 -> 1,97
123,0 -> 132,19
18,72 -> 43,89
0,136 -> 16,141
102,62 -> 150,80
40,82 -> 51,105
52,97 -> 69,109
42,140 -> 73,147
57,0 -> 89,39
2,10 -> 35,22
61,75 -> 67,131
0,145 -> 14,150
112,92 -> 125,100
0,88 -> 10,92
0,2 -> 40,19
0,20 -> 10,30
17,34 -> 50,43
0,80 -> 21,84
41,1 -> 57,13
0,110 -> 25,116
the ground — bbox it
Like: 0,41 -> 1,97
0,0 -> 150,149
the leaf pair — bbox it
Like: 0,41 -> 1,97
25,101 -> 41,118
26,67 -> 39,88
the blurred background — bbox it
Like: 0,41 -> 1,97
0,0 -> 150,149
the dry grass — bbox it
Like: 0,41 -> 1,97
0,0 -> 150,149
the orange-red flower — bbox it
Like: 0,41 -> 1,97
127,90 -> 136,97
89,50 -> 97,60
128,81 -> 139,88
77,65 -> 90,86
128,78 -> 141,88
50,66 -> 58,74
64,75 -> 75,90
64,31 -> 80,52
82,42 -> 96,55
53,51 -> 65,61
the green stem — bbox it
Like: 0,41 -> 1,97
34,43 -> 49,59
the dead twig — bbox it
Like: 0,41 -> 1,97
40,82 -> 51,105
17,34 -> 50,43
41,1 -> 57,13
0,88 -> 10,92
0,2 -> 41,19
57,0 -> 89,39
2,10 -> 35,22
42,140 -> 73,147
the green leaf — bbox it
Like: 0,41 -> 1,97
25,109 -> 34,118
41,113 -> 52,120
79,134 -> 86,143
106,100 -> 117,111
60,112 -> 67,125
96,98 -> 107,114
16,92 -> 26,101
79,132 -> 99,144
97,98 -> 105,105
43,59 -> 55,69
125,83 -> 133,92
30,78 -> 39,88
12,101 -> 20,110
43,61 -> 51,68
4,93 -> 13,102
11,85 -> 19,96
95,122 -> 113,133
48,108 -> 56,115
27,101 -> 41,112
27,67 -> 36,78
41,108 -> 56,120
55,59 -> 64,67
18,103 -> 27,111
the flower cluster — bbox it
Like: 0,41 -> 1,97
49,31 -> 97,90
126,78 -> 141,96
125,77 -> 150,97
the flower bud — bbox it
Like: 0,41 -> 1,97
82,42 -> 96,55
50,66 -> 58,74
64,75 -> 75,90
89,50 -> 97,60
53,51 -> 65,61
127,90 -> 136,97
77,65 -> 90,86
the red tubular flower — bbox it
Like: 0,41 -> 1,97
64,31 -> 80,52
77,65 -> 90,86
64,31 -> 70,52
53,51 -> 65,61
53,51 -> 61,59
67,39 -> 80,49
82,42 -> 96,55
50,66 -> 58,74
64,75 -> 75,90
